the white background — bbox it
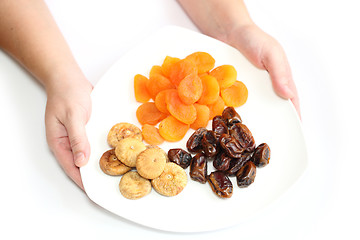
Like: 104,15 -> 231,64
0,0 -> 359,239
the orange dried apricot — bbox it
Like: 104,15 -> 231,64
158,116 -> 190,142
166,90 -> 197,124
134,74 -> 151,103
154,89 -> 172,114
185,51 -> 215,74
177,72 -> 203,105
168,58 -> 197,86
197,74 -> 220,105
161,56 -> 180,78
221,80 -> 248,107
190,104 -> 210,130
208,96 -> 225,119
142,124 -> 165,145
209,65 -> 237,89
136,102 -> 167,125
146,66 -> 175,100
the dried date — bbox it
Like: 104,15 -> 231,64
213,151 -> 231,171
201,130 -> 218,157
229,122 -> 256,152
219,133 -> 244,158
227,151 -> 252,176
168,148 -> 192,169
190,152 -> 208,183
186,127 -> 207,153
212,115 -> 228,139
252,143 -> 270,167
236,160 -> 256,187
208,171 -> 233,198
222,107 -> 242,126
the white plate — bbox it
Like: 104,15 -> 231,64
81,25 -> 307,232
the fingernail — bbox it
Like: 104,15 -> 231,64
74,152 -> 86,167
282,85 -> 295,99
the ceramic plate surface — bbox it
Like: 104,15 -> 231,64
81,26 -> 307,232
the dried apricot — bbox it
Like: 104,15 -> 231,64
221,80 -> 248,107
161,56 -> 180,78
146,66 -> 175,100
168,58 -> 197,86
209,65 -> 237,89
185,51 -> 215,74
177,72 -> 203,105
190,104 -> 210,130
197,74 -> 220,105
134,74 -> 151,103
158,116 -> 190,142
154,89 -> 171,114
208,96 -> 225,119
136,102 -> 167,125
166,90 -> 197,124
142,124 -> 165,145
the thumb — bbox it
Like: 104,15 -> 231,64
65,113 -> 90,167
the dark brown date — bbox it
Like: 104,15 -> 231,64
212,115 -> 228,139
186,127 -> 207,153
190,152 -> 208,183
229,122 -> 256,152
252,143 -> 270,167
207,171 -> 233,198
201,130 -> 218,157
236,160 -> 256,188
219,133 -> 244,158
222,107 -> 242,126
213,151 -> 231,171
227,151 -> 252,176
168,148 -> 192,169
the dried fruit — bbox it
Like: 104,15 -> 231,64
252,143 -> 271,167
115,137 -> 147,167
119,171 -> 152,200
141,124 -> 164,145
151,162 -> 187,197
99,149 -> 131,176
107,122 -> 142,148
221,80 -> 248,107
136,147 -> 167,179
168,148 -> 192,169
158,115 -> 190,142
207,171 -> 233,198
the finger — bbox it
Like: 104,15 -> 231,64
45,117 -> 84,190
261,46 -> 301,117
63,111 -> 91,167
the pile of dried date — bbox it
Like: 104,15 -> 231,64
167,107 -> 270,199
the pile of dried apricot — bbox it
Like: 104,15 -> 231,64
134,51 -> 248,144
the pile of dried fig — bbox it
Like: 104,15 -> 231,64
167,107 -> 271,199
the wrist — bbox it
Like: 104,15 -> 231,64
44,67 -> 93,97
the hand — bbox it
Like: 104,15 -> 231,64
45,78 -> 93,190
226,23 -> 301,117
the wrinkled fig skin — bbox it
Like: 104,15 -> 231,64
201,130 -> 218,157
236,160 -> 256,188
229,122 -> 256,152
186,127 -> 207,154
213,151 -> 231,171
190,152 -> 208,184
252,143 -> 271,167
227,152 -> 253,176
222,106 -> 242,126
219,133 -> 244,158
212,115 -> 228,139
168,148 -> 192,169
208,171 -> 233,198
